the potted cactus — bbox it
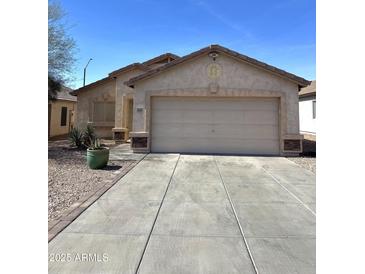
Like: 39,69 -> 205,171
86,138 -> 110,169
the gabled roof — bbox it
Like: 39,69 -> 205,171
55,86 -> 77,102
72,63 -> 151,95
125,44 -> 310,87
108,62 -> 150,77
71,53 -> 180,95
299,80 -> 316,98
70,77 -> 112,95
142,53 -> 180,66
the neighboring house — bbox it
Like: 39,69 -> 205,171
299,80 -> 316,138
71,44 -> 310,155
48,86 -> 77,138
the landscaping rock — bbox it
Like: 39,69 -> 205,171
48,140 -> 134,222
287,157 -> 316,174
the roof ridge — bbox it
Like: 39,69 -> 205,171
142,52 -> 180,66
108,62 -> 150,77
125,44 -> 310,87
72,53 -> 180,95
55,86 -> 77,101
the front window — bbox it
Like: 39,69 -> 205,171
93,102 -> 115,122
60,107 -> 67,126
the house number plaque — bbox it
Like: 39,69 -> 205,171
207,63 -> 222,79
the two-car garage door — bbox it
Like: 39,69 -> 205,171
151,97 -> 280,155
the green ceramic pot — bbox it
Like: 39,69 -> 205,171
87,147 -> 109,169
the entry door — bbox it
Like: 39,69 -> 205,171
48,104 -> 52,137
151,97 -> 280,155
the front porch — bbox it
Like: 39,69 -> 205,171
112,95 -> 134,142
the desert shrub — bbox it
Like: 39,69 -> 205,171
82,124 -> 97,147
69,127 -> 83,148
88,138 -> 104,150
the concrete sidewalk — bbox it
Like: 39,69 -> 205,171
49,154 -> 315,274
109,143 -> 146,161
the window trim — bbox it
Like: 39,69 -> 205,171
312,100 -> 316,119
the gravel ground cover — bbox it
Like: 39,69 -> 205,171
287,138 -> 316,174
48,139 -> 134,222
287,156 -> 316,174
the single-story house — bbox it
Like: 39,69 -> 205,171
48,86 -> 77,138
299,80 -> 316,139
71,44 -> 310,155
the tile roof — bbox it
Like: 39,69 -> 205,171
142,53 -> 180,66
125,44 -> 310,87
55,86 -> 77,102
72,54 -> 179,95
299,80 -> 316,97
70,77 -> 113,95
71,45 -> 310,96
108,63 -> 150,77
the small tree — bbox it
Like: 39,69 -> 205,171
48,1 -> 77,100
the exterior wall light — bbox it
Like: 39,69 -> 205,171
209,51 -> 219,61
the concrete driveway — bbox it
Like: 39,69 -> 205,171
49,154 -> 316,274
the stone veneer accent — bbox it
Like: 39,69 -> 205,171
113,131 -> 125,141
131,137 -> 148,148
283,139 -> 302,152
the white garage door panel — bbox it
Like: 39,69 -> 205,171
243,110 -> 278,125
153,124 -> 277,140
153,110 -> 183,123
152,137 -> 279,155
212,110 -> 244,123
213,124 -> 278,139
183,111 -> 212,123
151,123 -> 183,138
151,97 -> 280,155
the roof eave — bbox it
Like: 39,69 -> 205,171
54,97 -> 77,102
299,92 -> 316,98
71,77 -> 113,95
125,45 -> 310,87
142,53 -> 180,66
211,45 -> 310,87
108,63 -> 150,77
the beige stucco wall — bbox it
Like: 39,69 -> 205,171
131,52 -> 301,153
49,100 -> 77,137
114,69 -> 146,130
75,79 -> 116,138
75,68 -> 147,138
75,51 -> 302,153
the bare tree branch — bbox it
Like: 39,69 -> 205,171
48,1 -> 77,99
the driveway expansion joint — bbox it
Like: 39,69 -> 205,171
134,154 -> 181,274
214,156 -> 260,274
246,235 -> 317,239
262,167 -> 316,216
49,155 -> 316,274
150,233 -> 243,238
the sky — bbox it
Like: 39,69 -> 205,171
60,0 -> 316,89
